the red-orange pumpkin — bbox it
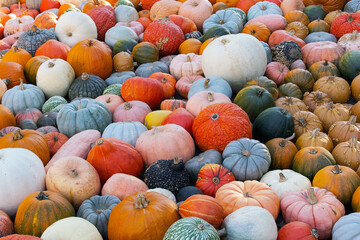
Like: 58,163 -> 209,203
149,72 -> 176,99
278,221 -> 318,240
86,6 -> 116,41
161,108 -> 194,135
0,62 -> 26,89
33,12 -> 57,29
168,14 -> 197,35
268,30 -> 306,48
35,40 -> 70,60
44,132 -> 69,156
331,13 -> 360,39
40,0 -> 60,12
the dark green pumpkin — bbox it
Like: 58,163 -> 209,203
303,5 -> 326,22
185,31 -> 203,40
67,73 -> 108,101
271,41 -> 302,68
132,42 -> 159,65
244,76 -> 278,100
339,50 -> 360,83
36,112 -> 58,128
42,96 -> 68,113
284,69 -> 315,93
234,86 -> 275,122
113,38 -> 138,56
19,119 -> 37,130
144,157 -> 190,195
253,107 -> 294,143
77,195 -> 120,240
278,83 -> 303,99
176,186 -> 203,202
201,25 -> 231,43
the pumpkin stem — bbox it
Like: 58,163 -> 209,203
348,14 -> 354,23
134,194 -> 149,209
96,139 -> 104,145
325,101 -> 334,110
279,133 -> 295,147
124,102 -> 132,110
210,113 -> 219,121
69,169 -> 78,178
13,45 -> 19,52
48,61 -> 55,68
207,92 -> 214,102
327,76 -> 335,82
30,24 -> 37,32
250,30 -> 256,35
348,115 -> 357,125
350,136 -> 358,149
279,172 -> 287,182
212,176 -> 220,185
36,191 -> 50,200
279,64 -> 286,72
197,224 -> 205,230
331,165 -> 342,174
257,89 -> 264,97
106,98 -> 111,103
12,129 -> 23,140
204,78 -> 210,89
3,78 -> 10,86
88,40 -> 93,47
186,55 -> 192,62
18,0 -> 20,9
96,209 -> 104,214
241,150 -> 250,157
285,97 -> 293,105
298,117 -> 308,128
173,156 -> 180,165
311,128 -> 320,138
309,148 -> 318,155
161,77 -> 167,83
81,73 -> 89,81
153,127 -> 160,134
307,188 -> 318,205
78,104 -> 82,110
261,5 -> 266,10
218,19 -> 225,24
352,30 -> 358,40
324,60 -> 328,66
19,79 -> 24,90
243,192 -> 252,198
311,228 -> 319,239
53,136 -> 58,142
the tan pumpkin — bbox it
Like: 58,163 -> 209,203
302,91 -> 332,112
284,21 -> 309,39
313,102 -> 351,132
149,0 -> 182,21
324,10 -> 345,26
328,116 -> 360,146
0,78 -> 9,101
308,18 -> 330,33
332,137 -> 360,171
351,74 -> 360,101
284,10 -> 310,25
275,97 -> 308,115
293,110 -> 323,139
352,101 -> 360,123
313,76 -> 350,103
296,128 -> 334,151
113,52 -> 134,72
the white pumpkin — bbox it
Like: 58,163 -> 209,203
105,25 -> 138,49
4,16 -> 34,37
260,169 -> 311,200
169,53 -> 203,80
147,188 -> 177,203
202,33 -> 267,92
55,11 -> 97,47
45,156 -> 101,209
36,59 -> 75,98
0,148 -> 45,218
41,217 -> 103,240
338,31 -> 360,53
219,206 -> 277,240
115,5 -> 139,23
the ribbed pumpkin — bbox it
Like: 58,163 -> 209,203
266,135 -> 297,170
0,129 -> 50,166
148,72 -> 176,99
192,103 -> 252,152
278,83 -> 303,99
292,146 -> 336,180
24,56 -> 50,85
195,164 -> 235,197
0,62 -> 26,89
67,73 -> 108,101
275,97 -> 308,115
215,180 -> 280,219
67,39 -> 113,80
293,111 -> 323,139
108,192 -> 180,240
302,91 -> 332,112
352,186 -> 360,212
1,46 -> 31,68
242,22 -> 271,42
332,137 -> 360,171
15,108 -> 42,125
35,39 -> 70,60
328,116 -> 360,146
296,128 -> 333,151
178,194 -> 224,229
314,102 -> 351,131
331,13 -> 360,39
278,222 -> 318,240
313,76 -> 350,103
284,69 -> 315,93
14,191 -> 75,237
308,59 -> 340,80
132,42 -> 159,65
0,210 -> 13,237
0,105 -> 16,130
313,165 -> 360,206
301,41 -> 345,67
160,99 -> 187,111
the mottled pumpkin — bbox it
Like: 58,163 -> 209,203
293,111 -> 323,139
266,135 -> 297,170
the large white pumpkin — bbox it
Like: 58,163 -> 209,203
55,12 -> 97,47
41,217 -> 103,240
0,148 -> 45,218
260,169 -> 311,200
202,33 -> 267,92
220,206 -> 277,240
105,25 -> 138,49
36,59 -> 75,98
114,5 -> 139,23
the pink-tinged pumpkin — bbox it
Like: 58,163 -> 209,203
161,108 -> 194,135
0,234 -> 41,239
192,103 -> 252,152
86,6 -> 116,41
175,75 -> 203,98
135,124 -> 195,167
186,91 -> 231,117
116,21 -> 144,36
95,94 -> 124,114
0,210 -> 13,237
45,156 -> 101,209
121,77 -> 164,109
169,53 -> 202,80
178,0 -> 213,31
281,187 -> 345,239
14,108 -> 42,125
35,40 -> 70,60
87,137 -> 144,185
113,101 -> 151,123
301,41 -> 345,68
268,30 -> 306,48
142,17 -> 184,56
280,0 -> 305,15
101,173 -> 149,200
245,14 -> 287,32
265,62 -> 290,85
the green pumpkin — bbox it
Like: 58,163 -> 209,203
244,76 -> 278,100
36,112 -> 58,128
68,73 -> 108,101
163,217 -> 220,240
114,0 -> 135,7
253,107 -> 294,143
284,69 -> 315,93
57,98 -> 112,137
201,25 -> 231,43
278,83 -> 303,99
18,119 -> 37,130
113,38 -> 138,56
103,84 -> 122,96
234,86 -> 275,122
303,5 -> 326,21
339,50 -> 360,83
42,96 -> 68,113
132,42 -> 159,65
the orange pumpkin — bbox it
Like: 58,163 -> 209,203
149,72 -> 176,99
215,180 -> 280,219
44,132 -> 69,156
40,0 -> 60,12
242,22 -> 271,42
58,3 -> 75,16
216,0 -> 239,7
160,99 -> 187,111
108,192 -> 180,240
266,135 -> 298,170
236,0 -> 260,13
178,194 -> 224,228
275,97 -> 308,115
308,60 -> 340,81
0,105 -> 16,130
138,10 -> 150,18
35,40 -> 70,60
178,38 -> 202,54
212,2 -> 229,12
33,12 -> 57,29
199,37 -> 216,55
0,62 -> 26,89
284,10 -> 310,25
313,76 -> 350,103
303,0 -> 344,13
149,0 -> 181,21
328,115 -> 360,146
284,21 -> 309,39
137,16 -> 152,29
352,185 -> 360,212
82,0 -> 111,13
332,137 -> 360,171
0,129 -> 50,166
1,46 -> 31,68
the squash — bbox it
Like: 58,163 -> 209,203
296,128 -> 333,151
0,105 -> 16,130
338,31 -> 360,54
44,132 -> 68,156
15,108 -> 42,126
115,4 -> 138,22
332,137 -> 360,171
24,56 -> 50,85
313,76 -> 350,103
186,91 -> 231,117
1,46 -> 31,67
265,135 -> 297,169
67,73 -> 107,101
314,102 -> 351,131
86,5 -> 116,41
272,41 -> 302,69
149,0 -> 181,21
265,62 -> 289,85
309,60 -> 340,81
293,111 -> 323,139
284,68 -> 314,93
102,121 -> 147,147
14,191 -> 75,237
113,101 -> 151,123
135,61 -> 169,78
332,212 -> 360,240
303,91 -> 332,112
352,186 -> 360,212
188,77 -> 232,99
160,108 -> 194,135
105,25 -> 138,49
242,22 -> 270,42
169,53 -> 202,80
0,210 -> 13,237
328,115 -> 360,146
175,75 -> 203,98
203,9 -> 243,34
147,188 -> 176,203
278,222 -> 318,240
244,76 -> 278,100
268,30 -> 306,48
339,50 -> 360,83
301,41 -> 345,68
275,97 -> 308,116
178,0 -> 213,31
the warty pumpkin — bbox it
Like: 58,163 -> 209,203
328,115 -> 360,146
314,102 -> 351,132
313,76 -> 350,103
296,128 -> 333,151
293,111 -> 323,139
302,90 -> 332,112
332,137 -> 360,171
331,13 -> 360,39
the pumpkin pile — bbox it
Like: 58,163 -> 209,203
2,0 -> 360,238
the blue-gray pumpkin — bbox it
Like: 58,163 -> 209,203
2,81 -> 45,114
77,194 -> 120,240
344,0 -> 360,13
105,71 -> 135,85
135,61 -> 169,78
102,121 -> 147,147
56,98 -> 112,137
261,41 -> 272,64
188,76 -> 232,99
185,149 -> 222,181
332,212 -> 360,240
203,10 -> 243,34
304,32 -> 337,44
222,138 -> 271,181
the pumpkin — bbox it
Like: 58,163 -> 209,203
44,132 -> 68,156
0,105 -> 16,130
247,1 -> 282,22
242,21 -> 270,42
0,210 -> 13,237
66,39 -> 112,80
301,41 -> 345,68
33,12 -> 57,29
40,217 -> 102,240
314,102 -> 351,131
1,46 -> 31,67
82,0 -> 111,13
67,73 -> 107,101
272,41 -> 302,69
0,126 -> 20,138
169,14 -> 197,35
188,77 -> 232,99
15,108 -> 42,125
332,212 -> 360,240
308,19 -> 330,33
332,137 -> 360,171
303,91 -> 332,112
265,62 -> 289,85
351,74 -> 360,101
313,76 -> 350,103
186,91 -> 231,117
352,186 -> 360,211
275,97 -> 308,115
292,146 -> 336,179
95,94 -> 123,114
185,149 -> 222,181
192,103 -> 252,152
268,30 -> 306,48
169,53 -> 202,80
244,76 -> 278,100
178,0 -> 212,31
102,121 -> 147,147
284,10 -> 310,25
56,99 -> 112,137
296,128 -> 333,151
202,34 -> 267,92
175,75 -> 203,98
86,6 -> 116,41
284,69 -> 314,93
14,191 -> 75,237
105,25 -> 138,49
113,101 -> 151,123
0,235 -> 42,239
202,9 -> 243,35
160,99 -> 187,111
135,124 -> 195,167
24,56 -> 49,85
0,62 -> 26,89
331,13 -> 360,39
148,72 -> 176,99
328,116 -> 360,146
160,108 -> 194,134
281,187 -> 345,239
176,186 -> 203,202
313,165 -> 360,206
265,135 -> 297,170
309,59 -> 340,80
108,192 -> 180,240
339,50 -> 360,83
147,188 -> 176,203
278,222 -> 319,240
215,180 -> 280,219
132,42 -> 159,65
3,15 -> 34,37
338,30 -> 360,53
35,40 -> 70,60
149,0 -> 181,21
293,111 -> 323,138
